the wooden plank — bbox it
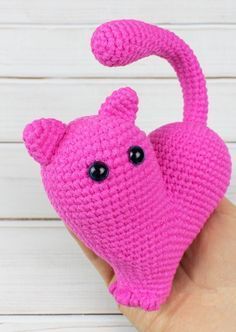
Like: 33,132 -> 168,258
0,220 -> 117,314
0,78 -> 235,142
0,25 -> 235,78
0,143 -> 235,219
0,0 -> 234,24
0,315 -> 134,332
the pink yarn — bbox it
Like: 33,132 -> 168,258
23,20 -> 231,311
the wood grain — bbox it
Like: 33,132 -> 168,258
0,143 -> 235,219
0,25 -> 235,78
0,220 -> 117,314
1,78 -> 236,142
0,0 -> 234,24
0,315 -> 134,332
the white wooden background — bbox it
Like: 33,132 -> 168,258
0,1 -> 236,331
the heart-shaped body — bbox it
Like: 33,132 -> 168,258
23,20 -> 232,311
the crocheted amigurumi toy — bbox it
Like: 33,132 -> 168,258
23,20 -> 232,311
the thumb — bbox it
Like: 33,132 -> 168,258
66,226 -> 115,287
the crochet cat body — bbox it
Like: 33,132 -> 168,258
23,20 -> 231,311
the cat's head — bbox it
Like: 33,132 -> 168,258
23,88 -> 163,245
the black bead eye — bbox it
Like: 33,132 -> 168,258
128,146 -> 145,165
88,161 -> 109,182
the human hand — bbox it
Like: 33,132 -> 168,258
68,198 -> 236,332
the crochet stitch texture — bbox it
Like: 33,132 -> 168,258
23,20 -> 232,311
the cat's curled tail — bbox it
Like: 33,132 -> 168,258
91,19 -> 208,125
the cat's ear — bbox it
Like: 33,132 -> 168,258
99,87 -> 138,122
23,118 -> 66,166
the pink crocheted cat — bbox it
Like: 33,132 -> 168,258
23,20 -> 231,311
